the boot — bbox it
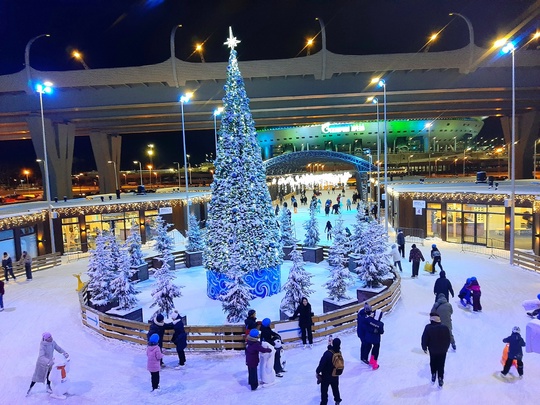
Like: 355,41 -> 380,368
369,355 -> 379,370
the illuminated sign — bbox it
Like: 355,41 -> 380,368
321,122 -> 366,134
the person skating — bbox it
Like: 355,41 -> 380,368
146,333 -> 163,393
18,250 -> 33,280
245,329 -> 272,391
147,313 -> 173,367
290,297 -> 314,348
27,332 -> 69,396
421,312 -> 451,388
324,220 -> 333,240
431,293 -> 456,350
408,244 -> 425,279
458,278 -> 473,308
469,277 -> 482,312
260,317 -> 285,377
364,310 -> 385,370
396,229 -> 405,258
430,244 -> 443,273
500,326 -> 525,379
2,252 -> 15,282
433,270 -> 454,302
316,338 -> 343,405
170,310 -> 187,369
357,302 -> 371,364
390,243 -> 403,272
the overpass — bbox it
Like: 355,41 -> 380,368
0,44 -> 539,197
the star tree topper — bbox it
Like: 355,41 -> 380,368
224,26 -> 241,49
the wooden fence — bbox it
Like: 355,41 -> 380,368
513,251 -> 540,274
11,252 -> 62,278
77,271 -> 401,351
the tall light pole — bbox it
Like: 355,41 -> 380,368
147,165 -> 153,188
170,24 -> 182,88
180,92 -> 192,220
373,78 -> 389,233
107,160 -> 119,197
173,161 -> 182,191
195,43 -> 206,63
497,39 -> 516,264
463,148 -> 471,176
187,155 -> 192,185
23,170 -> 30,188
133,161 -> 143,187
71,50 -> 90,69
315,17 -> 326,80
367,96 -> 380,223
36,81 -> 55,253
534,139 -> 540,179
425,122 -> 433,177
25,34 -> 50,93
213,107 -> 223,159
449,12 -> 474,73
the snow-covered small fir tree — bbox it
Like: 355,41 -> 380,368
327,216 -> 350,268
220,249 -> 254,323
323,264 -> 354,301
354,222 -> 393,288
280,246 -> 314,315
186,213 -> 205,252
350,208 -> 370,255
87,231 -> 115,306
303,206 -> 320,247
150,215 -> 182,317
126,222 -> 145,267
279,206 -> 296,247
110,245 -> 139,310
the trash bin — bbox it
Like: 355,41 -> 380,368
136,185 -> 146,195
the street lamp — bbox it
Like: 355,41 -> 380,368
372,78 -> 388,232
180,92 -> 193,219
170,24 -> 183,88
147,143 -> 154,168
173,161 -> 181,190
133,160 -> 143,187
425,122 -> 433,177
408,155 -> 413,174
187,155 -> 192,185
25,34 -> 50,93
23,170 -> 30,188
195,43 -> 206,62
367,96 -> 380,224
36,81 -> 55,253
534,139 -> 540,179
107,160 -> 119,197
71,50 -> 90,69
463,148 -> 471,176
213,107 -> 223,159
497,39 -> 516,264
306,38 -> 314,56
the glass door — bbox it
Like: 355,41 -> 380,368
462,212 -> 487,245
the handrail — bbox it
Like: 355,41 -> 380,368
11,252 -> 61,278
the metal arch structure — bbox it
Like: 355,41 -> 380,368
263,150 -> 375,175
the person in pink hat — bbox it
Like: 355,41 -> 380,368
27,332 -> 68,396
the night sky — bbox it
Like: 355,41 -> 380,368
0,0 -> 538,177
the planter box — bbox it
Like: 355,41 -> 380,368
279,309 -> 293,321
91,297 -> 119,314
106,307 -> 144,322
356,285 -> 387,304
282,246 -> 295,260
348,254 -> 361,272
152,258 -> 176,271
323,297 -> 358,314
185,251 -> 203,268
130,263 -> 149,282
302,246 -> 324,263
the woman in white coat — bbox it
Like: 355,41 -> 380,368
391,244 -> 403,272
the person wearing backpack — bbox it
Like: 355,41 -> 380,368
430,244 -> 443,273
315,338 -> 343,405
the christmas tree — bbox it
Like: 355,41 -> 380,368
150,215 -> 182,317
186,213 -> 205,252
280,246 -> 314,315
110,245 -> 139,310
203,28 -> 282,298
303,206 -> 320,247
353,222 -> 393,288
324,216 -> 354,300
126,222 -> 145,267
87,230 -> 115,306
350,208 -> 370,255
220,248 -> 255,323
327,216 -> 350,268
323,263 -> 354,301
279,205 -> 296,247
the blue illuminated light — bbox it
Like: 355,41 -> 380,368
502,41 -> 515,54
35,82 -> 53,94
378,79 -> 386,88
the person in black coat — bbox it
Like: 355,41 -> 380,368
356,303 -> 371,364
396,229 -> 405,258
364,310 -> 384,370
170,311 -> 187,369
421,312 -> 451,388
2,252 -> 15,282
430,244 -> 443,273
147,313 -> 173,367
500,326 -> 526,378
260,318 -> 285,376
244,309 -> 258,333
290,297 -> 314,347
433,271 -> 455,302
316,338 -> 343,405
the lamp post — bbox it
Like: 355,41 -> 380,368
36,81 -> 55,253
315,17 -> 326,80
497,39 -> 516,264
195,43 -> 206,63
463,148 -> 471,176
170,24 -> 183,88
107,160 -> 119,197
147,165 -> 153,188
173,161 -> 181,190
373,78 -> 389,233
133,160 -> 143,187
25,34 -> 50,93
534,139 -> 540,179
187,155 -> 192,185
180,93 -> 192,219
71,50 -> 90,69
425,122 -> 433,177
23,170 -> 30,188
213,107 -> 223,159
368,96 -> 381,224
367,154 -> 373,201
408,154 -> 413,174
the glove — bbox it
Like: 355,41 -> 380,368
63,352 -> 69,358
424,350 -> 427,354
316,374 -> 322,385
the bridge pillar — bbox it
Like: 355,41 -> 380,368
27,116 -> 75,199
90,132 -> 122,194
501,111 -> 540,179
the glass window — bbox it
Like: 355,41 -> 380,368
63,223 -> 81,253
62,217 -> 79,224
515,207 -> 533,250
447,203 -> 462,211
0,230 -> 14,241
427,209 -> 441,238
427,203 -> 441,209
463,204 -> 487,212
488,205 -> 505,213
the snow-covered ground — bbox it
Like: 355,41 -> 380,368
1,197 -> 540,404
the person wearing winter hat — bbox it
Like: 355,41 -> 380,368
245,309 -> 258,334
316,338 -> 343,405
364,310 -> 385,370
469,277 -> 482,312
260,318 -> 285,376
433,270 -> 455,302
2,252 -> 15,282
27,333 -> 68,396
396,229 -> 405,258
430,244 -> 443,274
431,293 -> 456,351
147,313 -> 173,367
458,278 -> 473,308
421,312 -> 450,388
500,326 -> 525,378
290,297 -> 314,348
245,328 -> 271,391
146,333 -> 163,392
357,302 -> 372,364
170,311 -> 187,369
408,244 -> 425,279
390,243 -> 403,272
